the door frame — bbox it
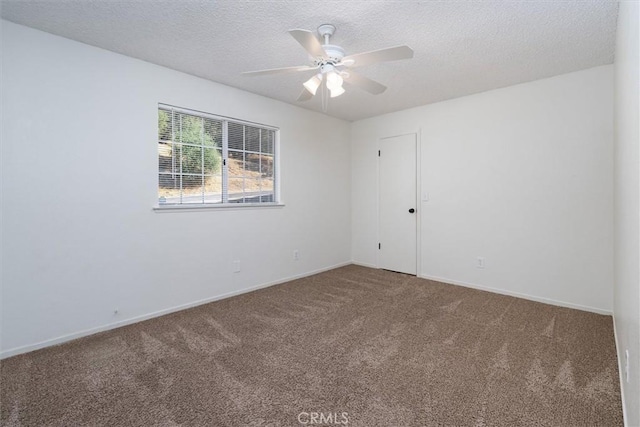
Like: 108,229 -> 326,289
376,130 -> 422,276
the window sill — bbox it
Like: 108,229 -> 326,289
153,203 -> 285,212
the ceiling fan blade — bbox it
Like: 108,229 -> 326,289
243,65 -> 317,76
289,29 -> 327,58
343,71 -> 387,95
297,88 -> 314,102
342,45 -> 414,68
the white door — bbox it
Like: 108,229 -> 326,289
378,133 -> 417,275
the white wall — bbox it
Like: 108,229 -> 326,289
0,21 -> 352,357
352,65 -> 614,313
613,2 -> 640,425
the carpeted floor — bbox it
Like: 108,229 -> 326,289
1,265 -> 623,426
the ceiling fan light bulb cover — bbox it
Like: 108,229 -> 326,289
326,71 -> 344,91
330,86 -> 346,98
303,75 -> 322,95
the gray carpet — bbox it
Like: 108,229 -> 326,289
0,265 -> 623,426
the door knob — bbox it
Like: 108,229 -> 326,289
408,208 -> 415,213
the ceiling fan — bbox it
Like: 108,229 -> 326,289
243,24 -> 414,104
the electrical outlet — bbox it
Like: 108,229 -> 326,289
476,257 -> 485,269
293,250 -> 300,261
625,349 -> 630,383
233,260 -> 241,273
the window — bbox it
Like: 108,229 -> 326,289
158,104 -> 278,206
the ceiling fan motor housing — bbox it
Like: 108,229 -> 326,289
320,45 -> 345,63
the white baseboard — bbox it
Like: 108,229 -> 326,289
419,274 -> 612,315
0,261 -> 352,360
351,260 -> 377,269
612,314 -> 629,427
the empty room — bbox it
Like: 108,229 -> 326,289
1,1 -> 638,426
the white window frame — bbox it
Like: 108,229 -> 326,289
155,103 -> 282,211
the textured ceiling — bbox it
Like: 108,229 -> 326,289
1,0 -> 618,122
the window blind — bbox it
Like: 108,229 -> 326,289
158,105 -> 278,206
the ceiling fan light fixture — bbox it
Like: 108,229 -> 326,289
303,74 -> 322,95
330,86 -> 345,98
325,71 -> 344,91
